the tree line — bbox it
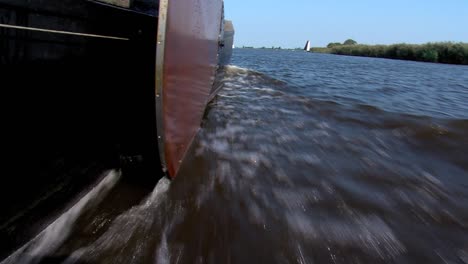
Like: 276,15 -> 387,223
311,40 -> 468,65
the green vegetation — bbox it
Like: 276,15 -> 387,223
310,40 -> 468,65
327,42 -> 342,48
310,47 -> 331,53
258,46 -> 283,50
343,39 -> 357,45
324,39 -> 357,49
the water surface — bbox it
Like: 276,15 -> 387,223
6,49 -> 468,264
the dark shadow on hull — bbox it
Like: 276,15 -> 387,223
0,0 -> 163,259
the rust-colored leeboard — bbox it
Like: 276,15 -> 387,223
160,0 -> 223,177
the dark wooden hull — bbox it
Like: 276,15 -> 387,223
0,0 -> 232,259
0,0 -> 160,259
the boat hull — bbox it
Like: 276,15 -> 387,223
0,0 -> 233,259
219,20 -> 235,65
0,0 -> 160,259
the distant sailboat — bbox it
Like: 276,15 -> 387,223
304,40 -> 311,52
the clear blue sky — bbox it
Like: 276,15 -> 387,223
224,0 -> 468,48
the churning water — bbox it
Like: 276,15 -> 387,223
5,49 -> 468,263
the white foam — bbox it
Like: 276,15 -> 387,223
155,233 -> 170,264
2,170 -> 121,264
64,177 -> 171,264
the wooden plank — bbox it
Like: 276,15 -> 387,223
95,0 -> 131,8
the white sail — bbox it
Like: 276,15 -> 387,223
304,40 -> 311,52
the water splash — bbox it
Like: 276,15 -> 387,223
2,170 -> 121,264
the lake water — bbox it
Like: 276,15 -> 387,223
5,49 -> 468,264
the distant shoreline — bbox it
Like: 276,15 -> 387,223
309,42 -> 468,65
